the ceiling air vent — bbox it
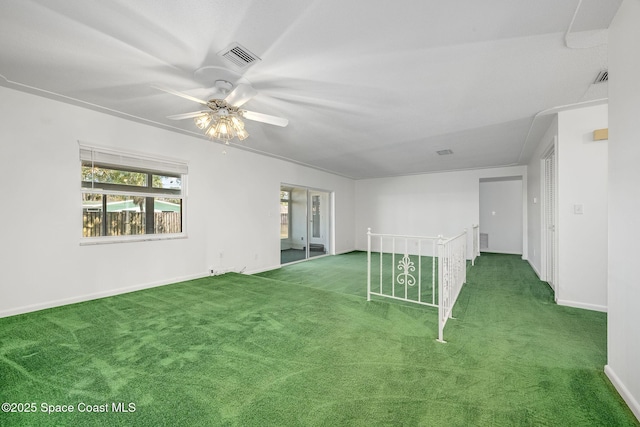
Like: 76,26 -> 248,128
218,43 -> 261,70
437,149 -> 454,155
594,70 -> 608,84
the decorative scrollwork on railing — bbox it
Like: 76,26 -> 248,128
396,254 -> 416,286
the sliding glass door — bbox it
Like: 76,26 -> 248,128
280,185 -> 331,264
308,191 -> 329,259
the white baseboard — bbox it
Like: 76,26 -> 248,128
556,299 -> 607,313
334,248 -> 357,255
246,250 -> 358,275
527,259 -> 542,279
245,264 -> 282,275
605,365 -> 640,422
1,250 -> 362,318
0,272 -> 206,319
525,261 -> 558,295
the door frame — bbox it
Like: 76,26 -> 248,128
280,183 -> 334,264
541,138 -> 558,298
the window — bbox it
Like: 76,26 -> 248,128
80,145 -> 187,242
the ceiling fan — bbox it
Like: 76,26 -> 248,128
154,80 -> 288,143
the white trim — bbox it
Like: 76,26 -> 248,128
526,259 -> 557,296
527,259 -> 542,279
604,365 -> 640,422
0,272 -> 205,319
479,250 -> 523,255
246,251 -> 357,275
556,299 -> 607,312
81,188 -> 183,198
333,248 -> 357,255
79,141 -> 189,174
540,138 -> 558,292
245,264 -> 282,275
80,233 -> 187,246
330,191 -> 336,255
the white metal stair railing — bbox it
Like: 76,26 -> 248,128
436,231 -> 467,343
471,224 -> 480,266
366,228 -> 469,343
366,229 -> 440,309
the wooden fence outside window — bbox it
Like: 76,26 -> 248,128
83,211 -> 181,237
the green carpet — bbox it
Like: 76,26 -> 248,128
264,251 -> 439,303
280,249 -> 326,264
0,252 -> 637,426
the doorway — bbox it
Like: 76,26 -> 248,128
479,176 -> 524,254
280,185 -> 331,264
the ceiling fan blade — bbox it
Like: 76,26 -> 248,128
242,110 -> 289,127
225,83 -> 258,107
167,111 -> 209,120
152,85 -> 208,106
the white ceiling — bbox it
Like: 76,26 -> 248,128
0,0 -> 620,179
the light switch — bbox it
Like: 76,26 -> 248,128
573,204 -> 584,215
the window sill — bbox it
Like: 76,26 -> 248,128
79,233 -> 187,246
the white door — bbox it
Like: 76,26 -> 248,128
542,144 -> 557,294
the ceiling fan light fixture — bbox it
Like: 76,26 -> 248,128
157,83 -> 285,142
236,127 -> 249,141
204,122 -> 217,138
231,115 -> 244,130
196,110 -> 248,143
219,119 -> 232,138
194,114 -> 212,130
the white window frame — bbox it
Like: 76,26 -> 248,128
79,143 -> 188,245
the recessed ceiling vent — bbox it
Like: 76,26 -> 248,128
594,70 -> 608,84
218,43 -> 261,70
437,149 -> 454,155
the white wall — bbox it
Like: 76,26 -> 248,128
479,178 -> 523,254
355,165 -> 527,258
526,116 -> 558,277
556,105 -> 608,311
0,86 -> 356,317
607,0 -> 640,420
525,105 -> 608,312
